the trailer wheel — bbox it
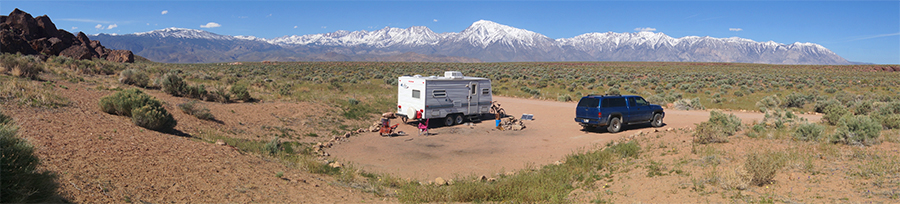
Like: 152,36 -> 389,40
454,115 -> 465,125
443,116 -> 454,126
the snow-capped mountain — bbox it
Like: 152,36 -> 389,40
92,20 -> 850,64
267,26 -> 444,48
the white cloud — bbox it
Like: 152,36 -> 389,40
729,28 -> 743,31
293,26 -> 298,28
161,10 -> 168,15
107,24 -> 117,29
71,26 -> 78,30
200,22 -> 221,28
433,19 -> 438,22
322,26 -> 328,29
95,24 -> 103,29
852,32 -> 900,41
634,27 -> 656,32
146,23 -> 150,25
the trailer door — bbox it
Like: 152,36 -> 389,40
468,82 -> 479,115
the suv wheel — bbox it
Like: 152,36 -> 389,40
651,113 -> 663,127
607,117 -> 622,133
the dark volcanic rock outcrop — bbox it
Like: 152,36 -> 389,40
0,8 -> 134,63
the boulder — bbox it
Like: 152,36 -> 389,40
59,45 -> 92,60
0,29 -> 36,54
105,49 -> 134,63
434,177 -> 446,186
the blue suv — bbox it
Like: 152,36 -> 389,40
574,94 -> 665,133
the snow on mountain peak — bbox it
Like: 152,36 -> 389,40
133,27 -> 236,40
454,20 -> 551,48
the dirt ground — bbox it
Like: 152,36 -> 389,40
3,77 -> 392,203
329,96 -> 822,181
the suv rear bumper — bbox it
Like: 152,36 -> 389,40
575,117 -> 607,126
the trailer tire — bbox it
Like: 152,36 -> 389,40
444,116 -> 454,126
454,114 -> 465,125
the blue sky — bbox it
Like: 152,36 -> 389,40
3,1 -> 898,64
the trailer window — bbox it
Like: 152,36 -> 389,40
482,88 -> 490,95
433,90 -> 446,98
412,90 -> 421,99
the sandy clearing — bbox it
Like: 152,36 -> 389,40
329,96 -> 822,181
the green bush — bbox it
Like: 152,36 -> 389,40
745,151 -> 786,186
831,115 -> 881,146
792,123 -> 825,142
814,99 -> 841,113
159,72 -> 187,96
177,100 -> 215,121
782,92 -> 810,108
877,114 -> 900,129
693,111 -> 742,144
605,87 -> 620,95
231,83 -> 252,101
673,98 -> 704,110
99,89 -> 176,132
823,104 -> 850,126
265,137 -> 281,154
0,111 -> 60,203
118,68 -> 151,88
851,100 -> 873,115
0,53 -> 42,79
99,88 -> 160,117
131,104 -> 177,132
755,95 -> 781,112
556,94 -> 572,102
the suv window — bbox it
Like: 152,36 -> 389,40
577,98 -> 599,107
603,97 -> 627,108
634,97 -> 649,106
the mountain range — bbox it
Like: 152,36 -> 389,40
91,20 -> 850,65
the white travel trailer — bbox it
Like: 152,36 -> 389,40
396,71 -> 493,126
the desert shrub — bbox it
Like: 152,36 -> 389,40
265,137 -> 281,154
876,114 -> 900,129
831,115 -> 881,146
0,53 -> 42,79
782,92 -> 810,108
607,140 -> 640,159
131,103 -> 177,132
605,87 -> 620,95
0,111 -> 60,203
823,104 -> 850,126
0,78 -> 70,108
231,83 -> 252,101
814,99 -> 841,113
99,88 -> 160,117
851,100 -> 873,115
693,111 -> 742,144
745,151 -> 786,186
556,94 -> 572,102
792,123 -> 825,142
177,100 -> 215,121
159,72 -> 187,96
673,98 -> 704,110
183,84 -> 208,99
755,95 -> 781,112
118,68 -> 150,88
99,89 -> 176,132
